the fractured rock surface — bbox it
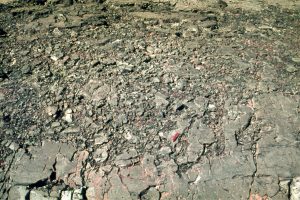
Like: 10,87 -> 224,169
0,0 -> 299,199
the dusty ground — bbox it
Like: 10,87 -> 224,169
0,0 -> 300,199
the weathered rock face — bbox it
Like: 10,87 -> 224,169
2,0 -> 300,10
0,0 -> 300,199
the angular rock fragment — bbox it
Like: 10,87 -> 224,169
93,146 -> 109,162
157,159 -> 189,199
9,141 -> 75,185
223,104 -> 253,151
141,187 -> 160,200
190,177 -> 252,199
55,154 -> 76,179
63,108 -> 73,123
193,96 -> 208,116
61,190 -> 73,200
72,188 -> 84,200
8,186 -> 28,200
30,189 -> 56,200
154,92 -> 169,109
64,150 -> 89,187
85,168 -> 110,200
115,148 -> 139,167
254,94 -> 300,178
291,177 -> 300,200
189,119 -> 215,144
107,170 -> 131,200
251,176 -> 280,198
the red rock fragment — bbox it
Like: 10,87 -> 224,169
171,131 -> 180,142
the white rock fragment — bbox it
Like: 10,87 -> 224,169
72,188 -> 83,200
61,191 -> 73,200
291,177 -> 300,200
124,131 -> 135,141
64,109 -> 73,123
94,134 -> 108,145
208,104 -> 216,111
50,55 -> 59,61
46,106 -> 57,116
8,142 -> 18,151
159,146 -> 172,156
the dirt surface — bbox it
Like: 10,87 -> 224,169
0,0 -> 300,200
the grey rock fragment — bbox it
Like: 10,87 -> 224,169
94,134 -> 108,145
154,92 -> 169,109
93,146 -> 109,162
207,104 -> 216,112
186,143 -> 203,162
64,150 -> 89,187
158,146 -> 172,156
152,77 -> 160,83
111,153 -> 158,198
53,27 -> 63,36
141,187 -> 160,200
190,177 -> 252,199
107,171 -> 131,200
107,94 -> 118,107
223,104 -> 252,151
10,154 -> 52,185
30,189 -> 56,200
158,160 -> 189,199
189,119 -> 215,144
157,159 -> 178,173
115,148 -> 139,167
117,61 -> 134,73
8,186 -> 28,200
61,127 -> 80,134
9,141 -> 75,185
21,65 -> 31,74
291,57 -> 300,63
210,151 -> 255,180
49,186 -> 60,199
92,84 -> 110,102
117,114 -> 128,125
185,119 -> 214,162
186,151 -> 255,183
186,163 -> 209,184
254,94 -> 300,178
55,154 -> 76,179
257,64 -> 279,91
120,166 -> 151,198
251,176 -> 280,197
286,65 -> 298,73
193,96 -> 208,115
256,146 -> 300,178
80,80 -> 110,102
176,116 -> 191,133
